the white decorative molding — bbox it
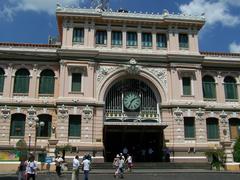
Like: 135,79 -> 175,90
96,65 -> 119,84
195,108 -> 205,122
174,107 -> 183,124
82,105 -> 93,122
125,58 -> 141,75
219,110 -> 228,124
1,105 -> 10,121
58,105 -> 68,122
144,67 -> 167,91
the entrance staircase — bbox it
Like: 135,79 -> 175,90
66,162 -> 211,171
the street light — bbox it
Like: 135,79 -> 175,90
27,106 -> 45,157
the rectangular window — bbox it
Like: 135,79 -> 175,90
203,82 -> 216,99
142,33 -> 152,47
156,34 -> 167,48
10,119 -> 25,137
179,34 -> 189,49
182,77 -> 191,95
112,31 -> 122,45
127,32 -> 137,46
207,119 -> 219,140
71,73 -> 82,92
73,28 -> 84,43
68,115 -> 81,137
184,117 -> 195,139
96,30 -> 107,45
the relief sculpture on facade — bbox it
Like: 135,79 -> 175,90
144,67 -> 168,92
96,65 -> 119,86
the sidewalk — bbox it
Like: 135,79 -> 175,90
1,168 -> 240,176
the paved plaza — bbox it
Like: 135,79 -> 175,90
0,172 -> 240,180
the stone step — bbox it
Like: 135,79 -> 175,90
65,162 -> 211,170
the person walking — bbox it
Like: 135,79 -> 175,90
125,154 -> 133,172
71,155 -> 80,180
113,154 -> 120,178
26,156 -> 37,180
81,155 -> 91,180
118,156 -> 125,179
18,158 -> 27,180
55,155 -> 64,177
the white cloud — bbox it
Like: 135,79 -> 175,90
229,42 -> 240,53
0,0 -> 80,21
179,0 -> 240,27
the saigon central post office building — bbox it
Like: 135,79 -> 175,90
0,6 -> 240,168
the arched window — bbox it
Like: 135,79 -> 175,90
37,114 -> 52,137
39,69 -> 55,95
206,118 -> 219,140
10,114 -> 26,137
224,76 -> 238,100
13,69 -> 30,94
229,118 -> 240,139
0,68 -> 5,93
202,75 -> 216,99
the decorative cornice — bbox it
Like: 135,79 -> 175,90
56,7 -> 205,23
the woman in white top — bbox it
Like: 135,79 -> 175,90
26,156 -> 37,180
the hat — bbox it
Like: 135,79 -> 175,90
116,154 -> 120,158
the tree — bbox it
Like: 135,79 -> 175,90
15,139 -> 28,161
233,136 -> 240,162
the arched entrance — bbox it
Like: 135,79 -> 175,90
103,79 -> 166,162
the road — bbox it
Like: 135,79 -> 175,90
0,172 -> 240,180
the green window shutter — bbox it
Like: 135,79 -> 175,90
142,33 -> 152,47
69,115 -> 81,137
127,32 -> 137,46
96,31 -> 107,44
207,118 -> 219,140
0,68 -> 5,93
112,31 -> 122,45
39,70 -> 55,94
13,69 -> 30,94
184,117 -> 195,139
224,76 -> 238,100
203,76 -> 216,99
157,34 -> 167,48
39,73 -> 55,94
72,73 -> 82,92
10,114 -> 25,137
179,34 -> 189,48
73,28 -> 84,43
182,77 -> 191,95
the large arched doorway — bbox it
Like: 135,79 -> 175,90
103,79 -> 165,162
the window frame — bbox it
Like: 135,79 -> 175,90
202,75 -> 216,100
95,30 -> 107,45
184,117 -> 195,139
127,32 -> 138,47
111,31 -> 122,46
182,77 -> 192,96
68,115 -> 81,138
142,32 -> 152,48
71,73 -> 82,92
206,118 -> 220,141
156,33 -> 167,48
179,33 -> 189,49
72,27 -> 84,44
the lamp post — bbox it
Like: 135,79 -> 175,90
34,120 -> 45,156
27,106 -> 45,158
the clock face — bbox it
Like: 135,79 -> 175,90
123,92 -> 141,111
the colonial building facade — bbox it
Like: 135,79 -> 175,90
0,6 -> 240,169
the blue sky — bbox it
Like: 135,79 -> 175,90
0,0 -> 240,53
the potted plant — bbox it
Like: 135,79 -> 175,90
205,149 -> 226,171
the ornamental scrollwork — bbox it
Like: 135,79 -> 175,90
144,67 -> 167,91
82,105 -> 93,122
1,105 -> 10,121
96,66 -> 119,84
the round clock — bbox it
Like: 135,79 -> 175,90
123,92 -> 141,111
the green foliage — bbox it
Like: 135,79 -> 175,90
205,149 -> 226,171
233,136 -> 240,162
15,140 -> 28,161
